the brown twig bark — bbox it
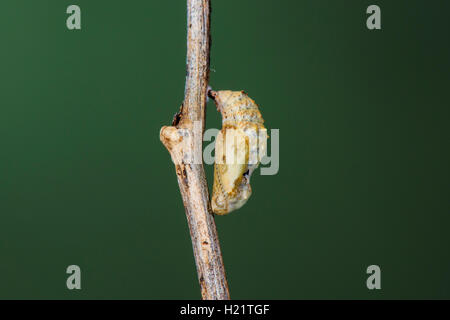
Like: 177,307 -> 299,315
159,0 -> 230,300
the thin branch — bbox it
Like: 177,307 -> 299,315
159,0 -> 230,300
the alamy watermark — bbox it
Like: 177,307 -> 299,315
169,121 -> 279,176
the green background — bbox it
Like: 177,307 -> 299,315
0,0 -> 449,299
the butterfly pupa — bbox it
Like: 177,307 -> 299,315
209,90 -> 267,215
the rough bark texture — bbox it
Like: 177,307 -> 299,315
159,0 -> 230,300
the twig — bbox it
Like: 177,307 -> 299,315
159,0 -> 230,300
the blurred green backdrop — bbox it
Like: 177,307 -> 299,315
0,0 -> 449,299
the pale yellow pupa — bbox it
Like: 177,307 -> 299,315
209,90 -> 267,215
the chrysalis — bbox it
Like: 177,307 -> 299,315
209,90 -> 267,215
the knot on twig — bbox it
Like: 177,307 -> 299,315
160,126 -> 185,165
